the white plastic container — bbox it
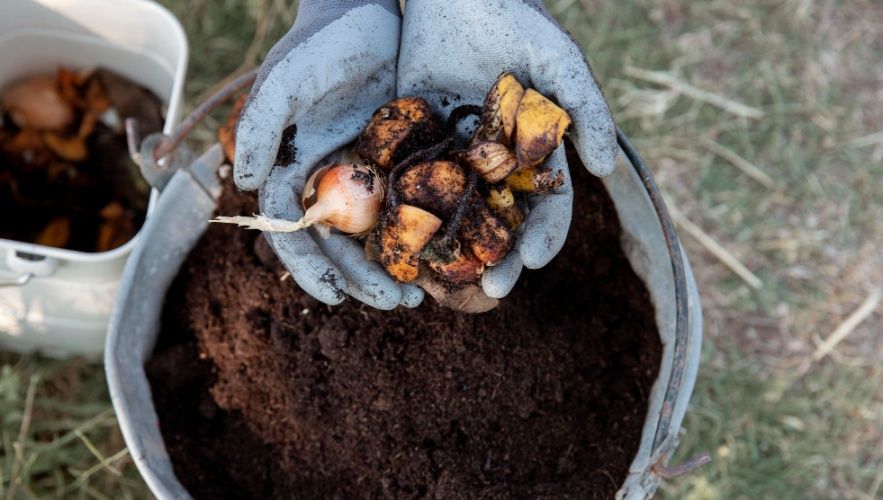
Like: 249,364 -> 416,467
0,0 -> 188,358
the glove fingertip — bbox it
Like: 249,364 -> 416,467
581,133 -> 618,178
349,285 -> 400,310
481,254 -> 523,299
399,284 -> 425,308
233,165 -> 266,191
233,90 -> 291,191
571,102 -> 618,178
519,212 -> 569,270
482,277 -> 516,299
519,239 -> 556,270
534,55 -> 618,178
265,231 -> 348,306
233,118 -> 280,190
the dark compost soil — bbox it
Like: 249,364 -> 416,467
146,153 -> 662,500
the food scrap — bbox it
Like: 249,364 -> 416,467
214,72 -> 571,311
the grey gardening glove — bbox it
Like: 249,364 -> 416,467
235,0 -> 424,309
399,0 -> 617,299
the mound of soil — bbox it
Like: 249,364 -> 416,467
147,153 -> 662,499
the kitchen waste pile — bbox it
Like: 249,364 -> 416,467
0,67 -> 163,252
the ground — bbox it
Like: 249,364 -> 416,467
1,0 -> 881,498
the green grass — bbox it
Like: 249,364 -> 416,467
3,0 -> 882,498
662,344 -> 883,499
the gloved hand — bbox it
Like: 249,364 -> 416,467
234,0 -> 425,309
399,0 -> 617,299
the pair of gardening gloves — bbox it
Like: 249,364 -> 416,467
234,0 -> 617,309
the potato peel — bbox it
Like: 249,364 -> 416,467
506,165 -> 565,195
460,205 -> 515,266
380,204 -> 442,282
474,73 -> 525,146
426,243 -> 485,284
515,89 -> 571,169
356,97 -> 441,170
486,185 -> 524,230
397,160 -> 466,219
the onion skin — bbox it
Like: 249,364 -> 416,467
302,163 -> 383,235
460,142 -> 519,183
211,163 -> 382,236
2,76 -> 75,131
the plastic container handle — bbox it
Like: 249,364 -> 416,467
0,272 -> 33,288
4,250 -> 59,285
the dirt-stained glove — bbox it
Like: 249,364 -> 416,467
234,0 -> 425,309
398,0 -> 617,299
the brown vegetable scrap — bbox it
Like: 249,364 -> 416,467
396,160 -> 466,219
379,204 -> 442,283
355,97 -> 442,170
213,72 -> 571,311
96,201 -> 138,252
35,217 -> 71,248
2,75 -> 75,131
218,93 -> 247,163
363,72 -> 570,307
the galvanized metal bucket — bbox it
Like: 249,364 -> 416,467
105,131 -> 703,499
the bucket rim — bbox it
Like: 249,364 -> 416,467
616,129 -> 697,469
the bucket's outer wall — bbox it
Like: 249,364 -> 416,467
602,150 -> 702,500
106,148 -> 702,500
603,152 -> 703,499
106,169 -> 220,500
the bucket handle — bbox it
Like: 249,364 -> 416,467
126,69 -> 258,193
617,129 -> 709,477
617,129 -> 688,455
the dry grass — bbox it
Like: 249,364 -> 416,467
551,0 -> 883,497
0,356 -> 147,498
2,0 -> 881,498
